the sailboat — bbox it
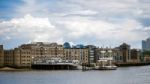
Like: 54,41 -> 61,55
95,48 -> 117,70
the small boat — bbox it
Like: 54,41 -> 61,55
95,65 -> 117,70
94,58 -> 117,70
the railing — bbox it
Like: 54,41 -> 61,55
99,57 -> 113,60
32,59 -> 79,65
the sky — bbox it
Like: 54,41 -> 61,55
0,0 -> 150,49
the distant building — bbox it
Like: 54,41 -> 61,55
0,42 -> 90,68
4,50 -> 14,67
64,48 -> 89,64
0,42 -> 64,68
0,42 -> 144,68
72,44 -> 85,49
113,43 -> 131,63
0,45 -> 4,67
112,48 -> 123,63
13,45 -> 32,67
142,37 -> 150,51
143,55 -> 150,62
119,43 -> 131,63
63,42 -> 71,48
85,45 -> 96,64
14,48 -> 22,67
130,49 -> 140,63
13,42 -> 64,67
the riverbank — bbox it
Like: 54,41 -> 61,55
116,62 -> 150,67
0,67 -> 31,71
1,62 -> 150,71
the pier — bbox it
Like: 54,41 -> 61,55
31,64 -> 77,70
31,58 -> 79,70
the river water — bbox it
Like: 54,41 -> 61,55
0,66 -> 150,84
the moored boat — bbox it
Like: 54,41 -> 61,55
94,49 -> 117,70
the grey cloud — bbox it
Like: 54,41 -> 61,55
1,0 -> 150,49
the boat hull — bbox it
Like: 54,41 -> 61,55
94,66 -> 117,70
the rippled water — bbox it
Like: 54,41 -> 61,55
0,66 -> 150,84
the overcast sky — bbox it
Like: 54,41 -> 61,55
0,0 -> 150,49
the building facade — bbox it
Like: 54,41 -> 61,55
0,42 -> 64,68
4,50 -> 14,67
130,49 -> 141,63
31,42 -> 64,64
63,43 -> 90,64
13,42 -> 64,67
119,43 -> 131,63
112,48 -> 122,63
14,48 -> 21,67
64,48 -> 89,64
85,45 -> 96,64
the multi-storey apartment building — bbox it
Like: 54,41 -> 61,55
64,48 -> 89,64
11,44 -> 32,68
130,49 -> 140,63
4,50 -> 14,66
14,48 -> 21,67
0,42 -> 70,68
85,45 -> 96,64
12,42 -> 64,67
112,48 -> 123,63
31,42 -> 64,62
95,43 -> 139,64
118,43 -> 131,63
